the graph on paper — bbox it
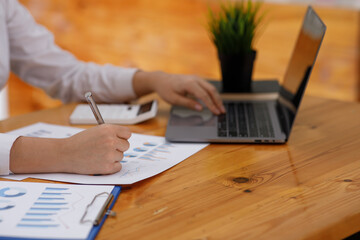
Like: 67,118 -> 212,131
5,123 -> 208,185
0,181 -> 113,239
125,142 -> 175,162
7,122 -> 83,139
17,187 -> 72,229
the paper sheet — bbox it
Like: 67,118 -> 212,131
5,123 -> 208,184
0,181 -> 113,239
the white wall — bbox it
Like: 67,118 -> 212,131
0,86 -> 9,120
261,0 -> 360,9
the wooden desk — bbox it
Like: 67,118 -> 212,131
1,95 -> 360,240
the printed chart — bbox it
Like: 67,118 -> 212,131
0,181 -> 113,239
5,123 -> 208,185
7,122 -> 83,138
18,186 -> 72,229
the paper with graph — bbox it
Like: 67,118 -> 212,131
0,181 -> 114,239
6,123 -> 208,184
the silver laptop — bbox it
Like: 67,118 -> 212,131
165,6 -> 326,143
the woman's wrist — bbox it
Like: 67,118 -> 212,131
133,70 -> 165,97
10,137 -> 67,174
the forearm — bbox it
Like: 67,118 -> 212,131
10,137 -> 67,174
9,125 -> 131,175
133,70 -> 166,97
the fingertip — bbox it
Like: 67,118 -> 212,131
195,104 -> 203,111
125,140 -> 130,151
220,105 -> 226,114
205,102 -> 220,115
213,108 -> 220,115
125,130 -> 132,139
114,161 -> 122,173
118,126 -> 132,139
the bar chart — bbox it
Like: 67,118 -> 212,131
17,187 -> 71,229
0,181 -> 114,239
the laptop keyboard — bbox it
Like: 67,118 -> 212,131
218,102 -> 275,138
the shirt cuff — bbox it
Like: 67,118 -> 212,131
101,65 -> 139,102
0,133 -> 19,175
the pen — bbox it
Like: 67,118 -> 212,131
85,92 -> 105,125
93,193 -> 114,226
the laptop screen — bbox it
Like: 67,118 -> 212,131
277,6 -> 326,137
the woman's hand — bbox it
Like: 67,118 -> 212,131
133,71 -> 225,115
10,124 -> 131,175
60,124 -> 131,174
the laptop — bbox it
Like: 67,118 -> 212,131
165,6 -> 326,143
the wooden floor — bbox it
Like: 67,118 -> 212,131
8,0 -> 360,116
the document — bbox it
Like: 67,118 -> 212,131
0,181 -> 116,239
5,123 -> 208,184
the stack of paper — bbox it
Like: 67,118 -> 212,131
5,123 -> 208,184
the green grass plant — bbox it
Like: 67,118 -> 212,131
208,0 -> 264,55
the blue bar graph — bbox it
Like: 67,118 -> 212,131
41,192 -> 71,195
134,147 -> 148,152
37,197 -> 65,201
138,156 -> 156,161
143,142 -> 158,147
25,212 -> 56,216
29,207 -> 69,211
17,186 -> 73,229
21,218 -> 53,222
45,187 -> 69,191
34,202 -> 68,206
17,224 -> 59,228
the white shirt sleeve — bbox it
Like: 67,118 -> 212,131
7,0 -> 138,103
0,134 -> 18,175
0,0 -> 140,175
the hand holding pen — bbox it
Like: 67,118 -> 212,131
61,123 -> 131,174
45,92 -> 132,175
9,93 -> 131,175
85,92 -> 105,125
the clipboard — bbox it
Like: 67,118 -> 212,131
0,182 -> 121,240
86,186 -> 121,240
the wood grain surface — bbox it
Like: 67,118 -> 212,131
1,94 -> 360,240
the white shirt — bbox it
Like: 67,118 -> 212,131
0,0 -> 138,175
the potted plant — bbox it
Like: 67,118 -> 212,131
208,0 -> 264,92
